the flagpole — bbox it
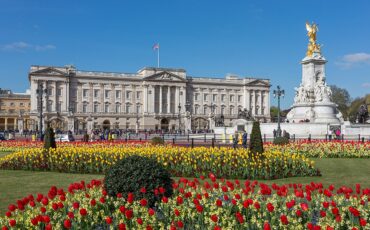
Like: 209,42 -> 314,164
157,44 -> 160,68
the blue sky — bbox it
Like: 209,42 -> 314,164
0,0 -> 369,109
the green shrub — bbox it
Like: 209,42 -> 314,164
249,121 -> 264,154
104,155 -> 173,207
43,127 -> 56,150
273,137 -> 289,145
151,136 -> 164,145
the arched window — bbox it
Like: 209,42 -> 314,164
230,106 -> 234,115
104,103 -> 110,113
93,103 -> 99,113
83,102 -> 88,113
115,103 -> 121,113
125,103 -> 131,113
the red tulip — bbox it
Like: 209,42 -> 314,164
64,219 -> 71,229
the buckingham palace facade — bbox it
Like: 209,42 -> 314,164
28,65 -> 270,132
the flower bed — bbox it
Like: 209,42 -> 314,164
1,177 -> 369,229
1,140 -> 369,158
267,141 -> 370,158
0,146 -> 319,179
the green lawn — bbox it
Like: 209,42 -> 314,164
0,158 -> 369,215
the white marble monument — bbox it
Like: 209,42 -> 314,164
286,22 -> 343,124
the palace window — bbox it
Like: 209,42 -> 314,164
126,91 -> 132,100
83,89 -> 89,98
57,102 -> 62,112
194,93 -> 199,101
230,106 -> 234,115
221,94 -> 225,102
20,103 -> 24,107
93,103 -> 99,113
221,106 -> 225,115
204,94 -> 208,101
194,105 -> 199,115
136,91 -> 141,100
126,104 -> 131,113
203,105 -> 208,115
116,90 -> 121,99
104,103 -> 110,113
47,88 -> 53,96
57,88 -> 62,96
105,90 -> 110,99
230,95 -> 234,102
238,95 -> 242,102
213,94 -> 217,102
83,103 -> 88,113
115,103 -> 121,113
136,104 -> 141,113
47,100 -> 53,112
94,89 -> 99,98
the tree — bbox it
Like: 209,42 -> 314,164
330,85 -> 351,120
270,106 -> 279,122
348,94 -> 370,122
249,121 -> 264,155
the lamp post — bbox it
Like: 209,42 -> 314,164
273,85 -> 284,137
178,103 -> 181,131
36,83 -> 48,141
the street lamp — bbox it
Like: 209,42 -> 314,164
178,103 -> 181,131
36,83 -> 48,141
273,85 -> 284,137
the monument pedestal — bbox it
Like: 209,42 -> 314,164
313,102 -> 343,123
286,54 -> 343,124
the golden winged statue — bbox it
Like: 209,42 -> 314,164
305,22 -> 321,57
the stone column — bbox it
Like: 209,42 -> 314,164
226,89 -> 230,115
121,84 -> 126,113
89,83 -> 94,113
110,84 -> 115,113
250,90 -> 255,115
54,81 -> 57,111
181,86 -> 186,111
175,86 -> 180,113
132,85 -> 136,113
258,90 -> 263,115
143,84 -> 148,113
200,89 -> 204,114
77,83 -> 83,113
266,91 -> 270,116
65,81 -> 70,112
167,86 -> 170,114
159,86 -> 162,114
44,81 -> 48,112
100,84 -> 104,113
4,118 -> 7,130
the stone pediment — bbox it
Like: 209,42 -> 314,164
246,79 -> 270,87
30,67 -> 67,76
143,71 -> 186,82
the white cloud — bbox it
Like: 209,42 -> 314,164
336,52 -> 370,68
35,44 -> 56,51
362,82 -> 370,88
0,41 -> 56,52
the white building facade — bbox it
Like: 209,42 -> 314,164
28,66 -> 270,132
